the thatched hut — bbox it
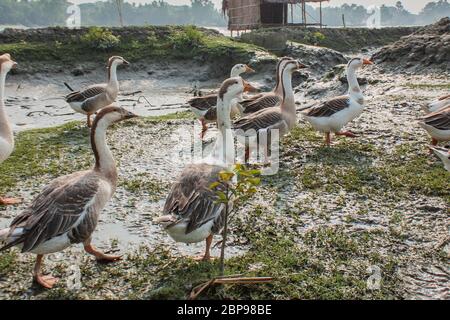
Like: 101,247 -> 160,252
222,0 -> 329,31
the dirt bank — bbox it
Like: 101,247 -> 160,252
373,17 -> 450,72
240,26 -> 418,53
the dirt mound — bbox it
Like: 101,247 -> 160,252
372,18 -> 450,72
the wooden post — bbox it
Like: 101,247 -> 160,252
291,4 -> 293,24
342,14 -> 346,28
320,1 -> 323,28
303,0 -> 307,26
115,0 -> 124,27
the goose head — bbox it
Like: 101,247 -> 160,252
0,53 -> 18,75
93,105 -> 138,128
348,57 -> 373,71
218,77 -> 256,110
230,64 -> 255,77
283,59 -> 308,75
429,146 -> 450,172
107,56 -> 130,69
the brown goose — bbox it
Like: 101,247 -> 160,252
0,53 -> 20,205
188,63 -> 255,139
239,56 -> 294,115
65,56 -> 129,127
233,60 -> 306,162
419,105 -> 450,147
155,77 -> 252,261
0,106 -> 138,288
300,57 -> 373,146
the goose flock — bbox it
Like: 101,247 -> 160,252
0,52 -> 448,289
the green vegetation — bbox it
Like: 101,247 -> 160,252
0,26 -> 266,72
80,27 -> 121,50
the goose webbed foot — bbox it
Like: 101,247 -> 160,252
84,243 -> 122,263
0,196 -> 21,206
33,254 -> 59,289
335,130 -> 357,138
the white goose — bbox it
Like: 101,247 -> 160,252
188,64 -> 255,139
300,57 -> 373,146
422,94 -> 450,114
0,106 -> 138,288
233,60 -> 306,162
65,56 -> 129,127
0,53 -> 20,205
155,77 -> 255,260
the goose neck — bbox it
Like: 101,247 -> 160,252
347,67 -> 362,98
0,71 -> 13,143
280,69 -> 295,114
214,96 -> 235,165
108,63 -> 119,89
91,119 -> 117,185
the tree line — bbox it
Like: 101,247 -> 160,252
0,0 -> 226,27
300,0 -> 450,26
0,0 -> 449,28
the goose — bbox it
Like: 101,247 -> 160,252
419,105 -> 450,148
0,106 -> 138,289
188,64 -> 255,139
428,146 -> 450,171
233,60 -> 306,163
65,56 -> 129,127
0,53 -> 20,206
300,57 -> 373,146
239,56 -> 294,115
422,94 -> 450,114
155,77 -> 256,261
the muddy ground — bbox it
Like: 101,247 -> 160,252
0,45 -> 449,299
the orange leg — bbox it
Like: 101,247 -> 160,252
0,196 -> 21,206
33,254 -> 59,289
84,242 -> 122,263
200,118 -> 208,139
87,114 -> 92,128
194,234 -> 213,261
429,138 -> 439,154
325,132 -> 331,146
336,130 -> 357,138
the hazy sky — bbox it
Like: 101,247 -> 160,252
70,1 -> 434,14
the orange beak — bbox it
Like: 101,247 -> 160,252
297,62 -> 308,69
245,65 -> 255,73
363,58 -> 374,65
243,80 -> 258,93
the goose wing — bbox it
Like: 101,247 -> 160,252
233,108 -> 284,134
187,94 -> 217,111
65,85 -> 107,103
163,164 -> 225,235
203,106 -> 217,122
304,96 -> 350,117
241,93 -> 282,114
1,171 -> 101,252
422,107 -> 450,130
